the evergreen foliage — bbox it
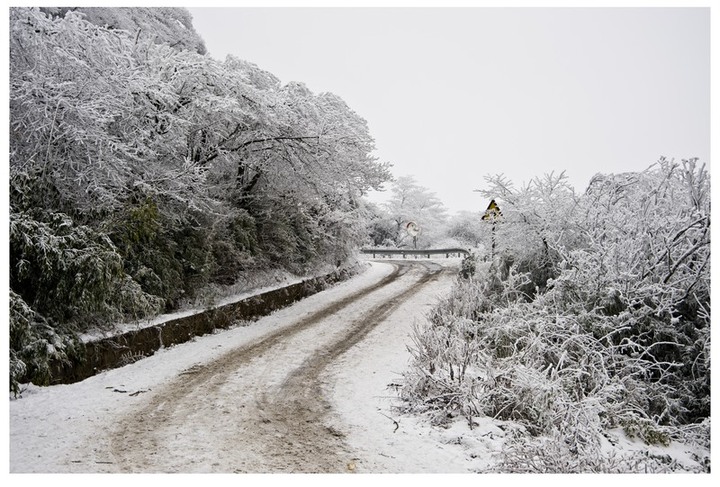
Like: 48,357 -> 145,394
9,290 -> 82,395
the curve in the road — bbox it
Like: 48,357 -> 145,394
109,261 -> 446,473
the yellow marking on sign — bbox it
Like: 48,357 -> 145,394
482,199 -> 502,221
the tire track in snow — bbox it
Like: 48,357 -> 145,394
248,261 -> 446,472
109,261 -> 446,472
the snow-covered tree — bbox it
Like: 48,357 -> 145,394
8,7 -> 391,390
445,211 -> 485,249
39,6 -> 207,54
380,175 -> 448,248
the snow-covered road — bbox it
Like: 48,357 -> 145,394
9,259 -> 474,474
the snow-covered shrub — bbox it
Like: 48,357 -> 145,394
403,160 -> 710,471
494,426 -> 708,473
445,211 -> 484,248
107,195 -> 225,309
10,210 -> 163,325
459,253 -> 477,280
9,291 -> 81,395
563,159 -> 711,424
207,210 -> 259,285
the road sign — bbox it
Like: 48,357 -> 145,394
482,199 -> 501,258
482,199 -> 502,221
405,221 -> 420,236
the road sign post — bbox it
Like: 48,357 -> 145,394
405,221 -> 420,249
481,199 -> 502,259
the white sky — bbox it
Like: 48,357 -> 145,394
187,4 -> 710,214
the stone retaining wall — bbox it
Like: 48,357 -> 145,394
48,266 -> 358,385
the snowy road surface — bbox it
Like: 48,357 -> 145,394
10,259 -> 476,474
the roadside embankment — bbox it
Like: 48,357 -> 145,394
47,265 -> 361,385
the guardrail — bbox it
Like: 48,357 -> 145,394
361,248 -> 470,259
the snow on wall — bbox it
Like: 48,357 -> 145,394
45,265 -> 361,385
